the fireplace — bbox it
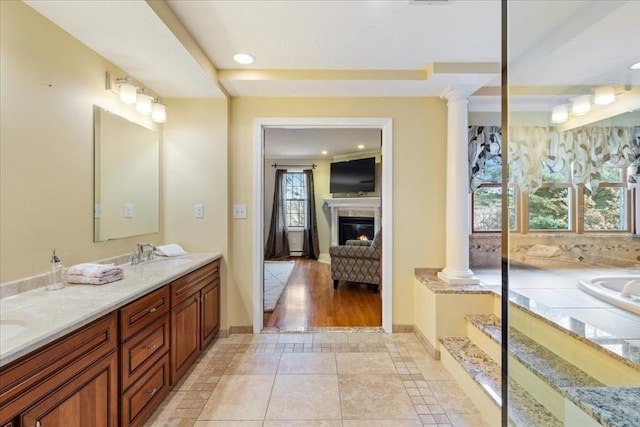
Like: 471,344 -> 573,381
338,216 -> 374,245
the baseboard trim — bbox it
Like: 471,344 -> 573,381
414,328 -> 440,360
392,324 -> 414,333
229,326 -> 253,335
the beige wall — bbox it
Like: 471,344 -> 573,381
0,1 -> 229,299
0,1 -> 165,282
163,98 -> 229,328
228,97 -> 448,327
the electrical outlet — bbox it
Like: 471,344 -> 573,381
233,204 -> 247,219
195,204 -> 204,218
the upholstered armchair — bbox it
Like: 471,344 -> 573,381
329,229 -> 381,293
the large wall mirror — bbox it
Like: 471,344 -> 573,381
94,105 -> 160,242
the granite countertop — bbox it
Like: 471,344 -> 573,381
0,252 -> 221,367
563,387 -> 640,427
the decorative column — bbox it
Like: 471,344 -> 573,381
437,88 -> 479,285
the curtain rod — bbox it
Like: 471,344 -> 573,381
271,163 -> 317,169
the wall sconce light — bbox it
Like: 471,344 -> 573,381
551,104 -> 569,123
136,90 -> 153,116
151,99 -> 167,123
106,72 -> 167,123
571,95 -> 591,116
594,86 -> 616,105
116,77 -> 137,104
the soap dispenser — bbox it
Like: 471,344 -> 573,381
46,249 -> 65,291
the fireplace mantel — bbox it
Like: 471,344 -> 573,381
323,197 -> 381,246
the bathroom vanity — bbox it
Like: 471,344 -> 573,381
0,253 -> 221,427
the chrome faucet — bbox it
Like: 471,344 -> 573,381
132,243 -> 156,264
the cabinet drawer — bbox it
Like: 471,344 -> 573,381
120,315 -> 170,391
120,286 -> 170,341
121,353 -> 170,427
171,260 -> 219,305
0,313 -> 117,424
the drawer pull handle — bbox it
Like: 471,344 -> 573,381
149,307 -> 157,313
148,388 -> 157,396
146,344 -> 158,350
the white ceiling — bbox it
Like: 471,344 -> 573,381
22,0 -> 640,148
264,128 -> 381,159
24,0 -> 639,104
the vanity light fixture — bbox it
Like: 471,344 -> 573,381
571,95 -> 591,116
594,86 -> 616,105
117,77 -> 137,104
551,104 -> 569,123
136,90 -> 153,116
151,99 -> 167,123
233,52 -> 255,64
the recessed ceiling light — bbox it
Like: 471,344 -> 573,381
233,53 -> 254,65
321,150 -> 328,155
630,60 -> 640,70
357,144 -> 365,149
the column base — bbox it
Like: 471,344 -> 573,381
437,268 -> 480,285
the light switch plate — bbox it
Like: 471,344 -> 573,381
233,204 -> 247,219
195,204 -> 204,218
124,204 -> 134,218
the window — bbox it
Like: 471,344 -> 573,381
284,172 -> 306,227
472,156 -> 517,232
582,167 -> 629,232
472,165 -> 632,234
527,168 -> 571,231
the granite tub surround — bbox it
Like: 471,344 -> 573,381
507,291 -> 640,370
414,268 -> 493,294
563,387 -> 640,427
0,252 -> 221,367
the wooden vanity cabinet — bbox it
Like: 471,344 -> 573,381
170,259 -> 220,384
119,286 -> 171,427
0,313 -> 118,427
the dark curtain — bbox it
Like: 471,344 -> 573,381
264,169 -> 290,258
302,169 -> 320,259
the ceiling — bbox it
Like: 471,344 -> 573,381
264,128 -> 381,159
25,1 -> 639,102
23,0 -> 640,120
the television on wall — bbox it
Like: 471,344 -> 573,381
329,157 -> 376,193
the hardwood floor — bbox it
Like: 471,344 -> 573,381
263,258 -> 382,329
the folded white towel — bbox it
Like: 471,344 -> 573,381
64,263 -> 123,278
65,270 -> 124,285
155,244 -> 188,257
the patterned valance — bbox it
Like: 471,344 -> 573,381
469,125 -> 640,193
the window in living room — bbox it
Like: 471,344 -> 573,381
284,172 -> 306,227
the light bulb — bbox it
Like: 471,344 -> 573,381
136,93 -> 153,115
151,102 -> 166,123
571,95 -> 591,116
119,81 -> 137,104
233,53 -> 254,64
594,86 -> 615,105
551,104 -> 568,123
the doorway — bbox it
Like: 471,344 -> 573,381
253,117 -> 393,333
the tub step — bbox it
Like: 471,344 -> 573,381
439,336 -> 561,427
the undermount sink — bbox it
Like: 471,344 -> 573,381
138,257 -> 192,270
0,320 -> 26,343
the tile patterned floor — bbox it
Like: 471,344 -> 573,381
144,332 -> 489,427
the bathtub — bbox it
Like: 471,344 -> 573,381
577,276 -> 640,315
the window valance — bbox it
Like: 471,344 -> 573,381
469,125 -> 640,193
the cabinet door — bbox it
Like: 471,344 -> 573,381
200,280 -> 220,349
170,294 -> 200,384
20,351 -> 118,427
